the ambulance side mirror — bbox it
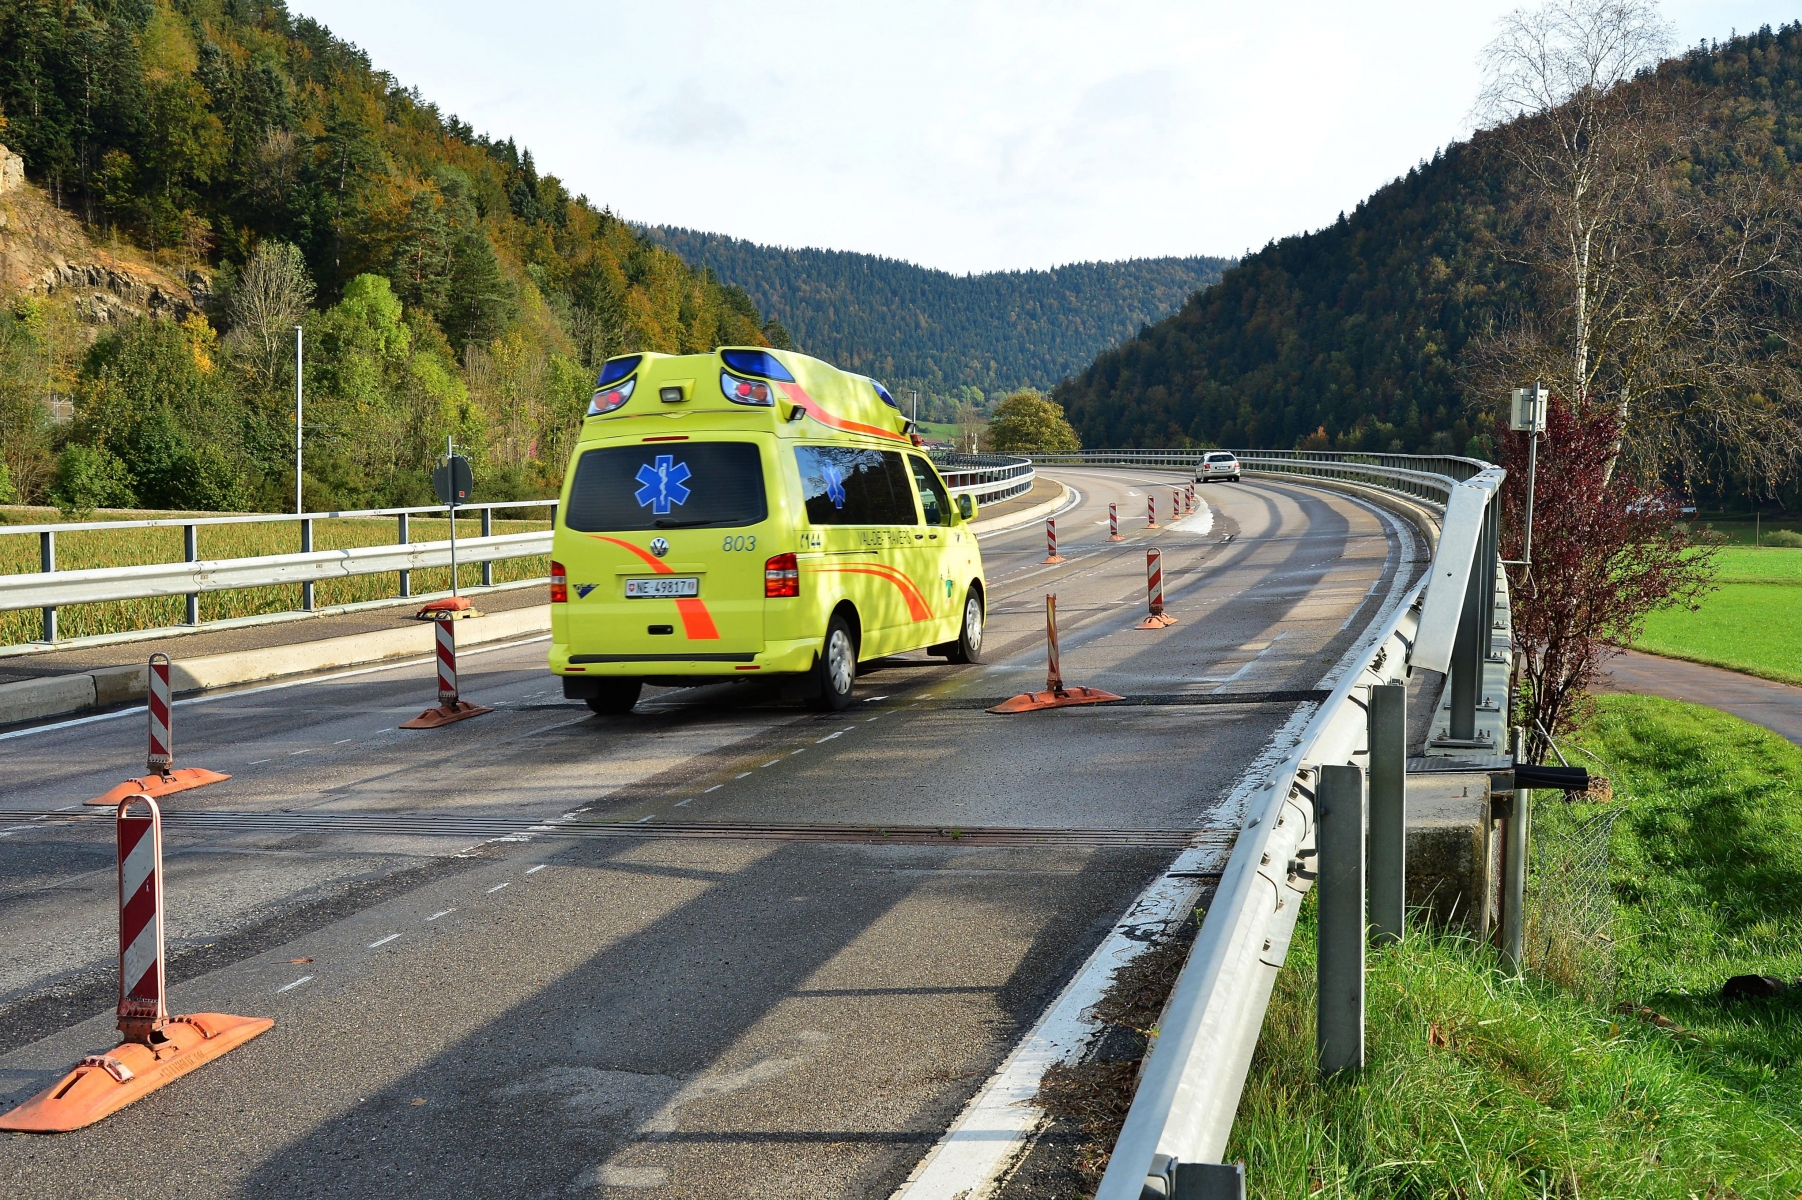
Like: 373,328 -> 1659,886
957,494 -> 976,522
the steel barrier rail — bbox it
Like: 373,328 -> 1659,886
928,452 -> 1035,507
1081,453 -> 1507,1199
0,531 -> 549,613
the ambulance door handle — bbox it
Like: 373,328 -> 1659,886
915,533 -> 924,540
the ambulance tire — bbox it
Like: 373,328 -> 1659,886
807,614 -> 858,711
944,587 -> 985,664
584,679 -> 642,715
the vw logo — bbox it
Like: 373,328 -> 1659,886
649,537 -> 670,558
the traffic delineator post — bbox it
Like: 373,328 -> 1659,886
400,616 -> 493,729
86,654 -> 230,807
1147,495 -> 1158,528
1136,548 -> 1178,629
1108,503 -> 1122,541
0,795 -> 272,1133
989,594 -> 1125,713
1172,490 -> 1181,520
1041,517 -> 1066,564
1186,483 -> 1196,513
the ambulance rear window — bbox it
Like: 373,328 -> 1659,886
564,443 -> 767,531
795,446 -> 915,525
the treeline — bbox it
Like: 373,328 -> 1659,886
1055,24 -> 1802,508
644,226 -> 1230,417
0,0 -> 767,512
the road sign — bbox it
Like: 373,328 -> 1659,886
433,455 -> 474,507
1510,386 -> 1548,432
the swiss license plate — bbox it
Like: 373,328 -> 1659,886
625,577 -> 699,599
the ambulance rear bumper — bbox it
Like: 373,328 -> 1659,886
551,637 -> 817,683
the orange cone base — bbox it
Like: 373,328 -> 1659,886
1135,612 -> 1179,629
415,596 -> 479,620
1041,554 -> 1067,564
988,686 -> 1125,714
85,768 -> 231,807
1108,535 -> 1124,542
400,700 -> 494,729
0,1013 -> 273,1133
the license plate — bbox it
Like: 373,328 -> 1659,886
625,577 -> 699,598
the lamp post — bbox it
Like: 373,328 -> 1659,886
294,325 -> 304,516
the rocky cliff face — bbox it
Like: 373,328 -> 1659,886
0,144 -> 204,325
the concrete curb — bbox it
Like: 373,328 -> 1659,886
0,605 -> 550,728
967,481 -> 1072,537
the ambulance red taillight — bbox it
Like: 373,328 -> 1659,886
764,553 -> 799,598
550,560 -> 568,603
587,377 -> 636,416
722,371 -> 774,407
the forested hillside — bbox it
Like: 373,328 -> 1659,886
0,0 -> 767,512
645,227 -> 1229,418
1055,25 -> 1802,507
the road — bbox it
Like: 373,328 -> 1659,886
0,469 -> 1424,1199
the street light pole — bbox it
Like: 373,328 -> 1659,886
294,325 -> 304,516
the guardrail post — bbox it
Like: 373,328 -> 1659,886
480,507 -> 493,587
300,517 -> 315,612
183,523 -> 199,626
397,512 -> 411,598
1368,684 -> 1406,946
39,530 -> 56,643
1448,541 -> 1484,741
1317,763 -> 1365,1076
1501,725 -> 1530,976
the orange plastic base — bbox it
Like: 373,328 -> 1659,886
400,699 -> 494,729
0,1013 -> 273,1133
988,686 -> 1125,713
415,596 -> 479,620
1135,612 -> 1178,629
1108,534 -> 1124,542
1041,554 -> 1067,564
86,768 -> 231,807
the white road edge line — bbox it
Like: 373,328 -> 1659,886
276,975 -> 314,993
368,934 -> 401,948
891,481 -> 1420,1200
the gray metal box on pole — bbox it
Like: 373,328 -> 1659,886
1316,763 -> 1366,1076
1367,684 -> 1407,946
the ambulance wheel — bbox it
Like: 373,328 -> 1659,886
584,679 -> 642,715
945,587 -> 985,664
807,615 -> 858,711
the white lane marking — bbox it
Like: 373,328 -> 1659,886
428,908 -> 454,921
675,798 -> 693,807
705,784 -> 724,793
333,738 -> 354,745
525,865 -> 546,874
816,732 -> 842,743
56,804 -> 82,811
249,758 -> 271,765
0,633 -> 552,742
277,975 -> 314,993
734,772 -> 751,779
368,934 -> 401,948
376,728 -> 395,734
487,882 -> 511,894
289,748 -> 313,755
861,695 -> 888,702
635,815 -> 653,823
790,748 -> 805,755
866,715 -> 881,721
761,759 -> 780,768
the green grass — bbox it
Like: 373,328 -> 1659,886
1631,546 -> 1802,684
1688,515 -> 1802,546
1226,696 -> 1802,1197
0,513 -> 550,644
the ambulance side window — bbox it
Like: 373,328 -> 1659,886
795,446 -> 913,525
908,456 -> 950,526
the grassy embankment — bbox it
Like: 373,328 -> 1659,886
0,507 -> 550,645
1635,546 -> 1802,685
1225,695 -> 1802,1197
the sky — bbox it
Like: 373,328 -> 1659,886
292,1 -> 1789,274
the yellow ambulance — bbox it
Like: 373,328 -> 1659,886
550,348 -> 986,713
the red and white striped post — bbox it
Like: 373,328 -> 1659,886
1186,483 -> 1196,513
1172,490 -> 1181,520
1136,548 -> 1177,628
116,796 -> 167,1043
1045,594 -> 1064,693
1108,503 -> 1122,541
1147,495 -> 1158,527
401,616 -> 494,728
1042,517 -> 1066,564
986,590 -> 1126,712
146,653 -> 172,776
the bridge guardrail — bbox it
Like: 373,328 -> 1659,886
929,452 -> 1035,507
1027,450 -> 1509,1199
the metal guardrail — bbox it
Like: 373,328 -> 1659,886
929,452 -> 1035,507
1,500 -> 556,644
1067,451 -> 1510,1200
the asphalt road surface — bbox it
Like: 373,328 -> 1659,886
0,470 -> 1425,1199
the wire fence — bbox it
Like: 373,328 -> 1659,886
1524,800 -> 1622,1003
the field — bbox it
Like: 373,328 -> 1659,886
0,507 -> 551,646
1689,513 -> 1802,546
1634,546 -> 1802,685
1225,696 -> 1802,1198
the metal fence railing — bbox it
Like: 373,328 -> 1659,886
1083,451 -> 1512,1199
929,452 -> 1035,507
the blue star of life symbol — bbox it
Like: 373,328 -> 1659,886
821,461 -> 847,509
634,454 -> 691,515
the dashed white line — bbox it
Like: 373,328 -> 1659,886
333,738 -> 354,745
368,934 -> 401,948
862,695 -> 888,702
866,716 -> 881,722
734,772 -> 751,779
635,815 -> 653,823
761,759 -> 780,768
487,882 -> 511,894
56,804 -> 82,811
525,865 -> 546,875
277,975 -> 314,993
375,728 -> 395,734
428,908 -> 454,921
675,799 -> 693,807
289,748 -> 313,756
816,732 -> 843,743
249,759 -> 271,765
790,748 -> 805,755
705,785 -> 723,793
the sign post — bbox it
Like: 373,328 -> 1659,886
1509,384 -> 1548,564
419,443 -> 477,619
